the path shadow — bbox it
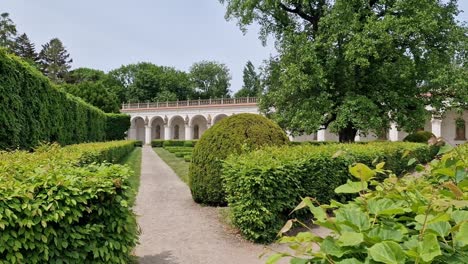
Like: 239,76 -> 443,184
139,251 -> 179,264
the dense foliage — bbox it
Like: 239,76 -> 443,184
189,113 -> 289,205
189,60 -> 232,99
0,12 -> 16,51
38,38 -> 72,83
223,142 -> 438,243
105,114 -> 131,141
221,0 -> 468,142
63,81 -> 121,113
404,131 -> 436,143
0,141 -> 138,263
0,49 -> 110,149
270,143 -> 468,263
235,61 -> 261,98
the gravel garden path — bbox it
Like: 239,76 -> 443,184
134,146 -> 279,264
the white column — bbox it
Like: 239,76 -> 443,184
185,125 -> 192,140
164,125 -> 171,140
354,131 -> 361,142
317,128 -> 326,142
431,118 -> 442,138
389,122 -> 399,142
144,125 -> 151,145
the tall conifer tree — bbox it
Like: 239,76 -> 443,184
13,33 -> 39,64
39,38 -> 73,83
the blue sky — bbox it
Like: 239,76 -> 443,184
3,0 -> 468,93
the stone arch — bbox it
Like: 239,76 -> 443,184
213,114 -> 228,125
190,115 -> 208,139
150,116 -> 165,140
130,116 -> 145,141
169,115 -> 185,140
455,118 -> 466,140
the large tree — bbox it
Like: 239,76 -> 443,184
108,62 -> 193,102
235,60 -> 261,98
0,12 -> 17,51
63,81 -> 120,113
13,33 -> 39,65
221,0 -> 468,142
39,38 -> 73,83
189,60 -> 231,99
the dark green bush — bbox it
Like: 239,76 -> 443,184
162,140 -> 185,147
151,139 -> 164,147
223,142 -> 438,243
403,130 -> 435,143
184,155 -> 192,162
0,49 -> 110,150
0,141 -> 138,263
105,113 -> 130,141
189,113 -> 289,205
183,140 -> 198,147
134,140 -> 143,147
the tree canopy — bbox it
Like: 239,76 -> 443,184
235,60 -> 261,98
39,38 -> 73,83
0,12 -> 16,51
13,33 -> 39,66
189,60 -> 232,99
221,0 -> 468,142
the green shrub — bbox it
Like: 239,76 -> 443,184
151,139 -> 164,147
0,142 -> 138,263
134,140 -> 143,147
105,113 -> 131,141
184,155 -> 192,162
403,130 -> 435,143
183,140 -> 198,147
0,49 -> 111,150
65,140 -> 136,165
162,140 -> 185,147
223,142 -> 438,242
270,144 -> 467,263
189,113 -> 289,206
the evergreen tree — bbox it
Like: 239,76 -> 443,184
13,33 -> 39,65
235,61 -> 261,98
0,12 -> 17,51
39,38 -> 72,83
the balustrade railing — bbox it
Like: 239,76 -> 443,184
121,97 -> 258,110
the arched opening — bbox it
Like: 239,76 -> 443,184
190,115 -> 208,139
169,115 -> 185,140
455,118 -> 466,140
151,116 -> 165,140
193,125 -> 200,139
213,114 -> 228,125
131,117 -> 145,141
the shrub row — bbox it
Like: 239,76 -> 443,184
0,50 -> 129,150
223,142 -> 438,243
105,114 -> 131,141
151,140 -> 198,148
0,141 -> 138,263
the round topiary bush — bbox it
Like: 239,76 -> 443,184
189,113 -> 289,205
403,131 -> 435,143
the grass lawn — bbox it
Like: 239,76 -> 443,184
119,147 -> 142,206
153,147 -> 190,184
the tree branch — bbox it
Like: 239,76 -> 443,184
278,2 -> 318,30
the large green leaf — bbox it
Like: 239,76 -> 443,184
368,198 -> 405,216
338,231 -> 364,246
427,221 -> 451,237
455,222 -> 468,247
452,211 -> 468,224
368,241 -> 406,264
335,180 -> 368,194
336,207 -> 370,232
419,234 -> 442,262
368,226 -> 404,242
321,237 -> 345,257
336,258 -> 364,264
349,163 -> 375,181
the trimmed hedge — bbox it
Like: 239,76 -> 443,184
151,140 -> 164,147
183,140 -> 198,147
223,142 -> 438,243
0,141 -> 138,263
184,155 -> 192,162
106,114 -> 131,141
189,113 -> 289,205
0,50 -> 130,150
403,130 -> 435,143
162,140 -> 185,147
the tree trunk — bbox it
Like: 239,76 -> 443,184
338,124 -> 357,143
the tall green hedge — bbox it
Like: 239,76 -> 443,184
189,113 -> 289,206
0,50 -> 129,150
223,142 -> 439,243
105,114 -> 131,141
0,141 -> 138,263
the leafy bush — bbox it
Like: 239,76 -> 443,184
184,155 -> 192,162
189,113 -> 289,206
0,50 -> 110,150
184,140 -> 198,147
0,141 -> 138,263
404,131 -> 435,143
223,142 -> 438,242
270,144 -> 468,263
105,114 -> 131,141
162,140 -> 185,147
65,140 -> 136,165
134,140 -> 143,147
151,139 -> 164,147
